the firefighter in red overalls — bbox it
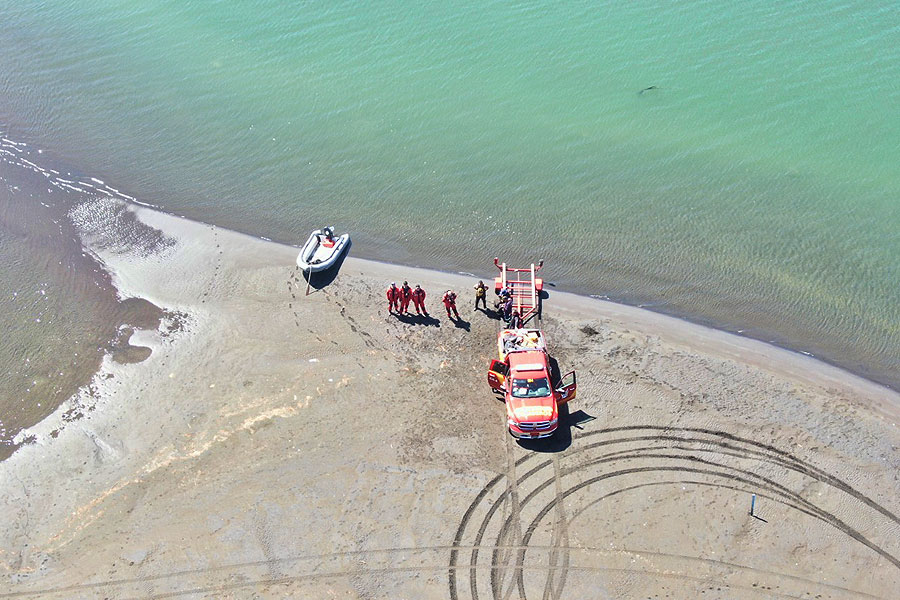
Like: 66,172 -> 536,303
386,282 -> 400,313
399,281 -> 413,314
411,284 -> 428,316
442,290 -> 460,320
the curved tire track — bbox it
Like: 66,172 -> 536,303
449,426 -> 900,600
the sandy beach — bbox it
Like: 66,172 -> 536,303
1,198 -> 899,599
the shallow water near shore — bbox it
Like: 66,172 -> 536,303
0,158 -> 164,458
0,167 -> 110,458
1,0 -> 898,427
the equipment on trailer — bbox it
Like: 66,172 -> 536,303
493,258 -> 543,324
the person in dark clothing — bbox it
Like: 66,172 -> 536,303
509,310 -> 524,329
502,295 -> 514,322
442,290 -> 460,320
494,286 -> 508,312
473,280 -> 487,311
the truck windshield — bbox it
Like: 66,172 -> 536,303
511,377 -> 551,398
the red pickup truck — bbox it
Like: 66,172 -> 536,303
487,329 -> 576,439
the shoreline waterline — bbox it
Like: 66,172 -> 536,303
7,191 -> 900,464
1,119 -> 897,392
117,201 -> 900,396
1,187 -> 897,461
86,198 -> 900,406
10,196 -> 900,459
0,130 -> 897,463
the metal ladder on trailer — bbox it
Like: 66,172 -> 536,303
493,258 -> 544,324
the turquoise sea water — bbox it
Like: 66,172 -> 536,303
1,1 -> 898,389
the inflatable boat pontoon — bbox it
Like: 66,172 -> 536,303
296,227 -> 350,273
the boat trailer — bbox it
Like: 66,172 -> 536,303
493,258 -> 544,323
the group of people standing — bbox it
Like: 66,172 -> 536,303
495,284 -> 524,328
386,281 -> 463,321
387,279 -> 523,328
386,281 -> 429,316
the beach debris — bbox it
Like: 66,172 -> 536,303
309,358 -> 319,363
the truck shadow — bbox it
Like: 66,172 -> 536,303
517,406 -> 595,453
517,404 -> 571,452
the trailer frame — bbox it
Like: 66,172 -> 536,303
493,258 -> 544,324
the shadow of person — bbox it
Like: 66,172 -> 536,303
567,409 -> 597,431
481,307 -> 502,320
301,239 -> 352,292
452,317 -> 470,331
547,355 -> 562,385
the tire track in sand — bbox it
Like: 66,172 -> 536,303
449,426 -> 900,600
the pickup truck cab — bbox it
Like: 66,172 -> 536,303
487,329 -> 576,439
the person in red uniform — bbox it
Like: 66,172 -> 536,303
411,284 -> 428,316
442,290 -> 460,320
386,282 -> 400,313
399,281 -> 413,314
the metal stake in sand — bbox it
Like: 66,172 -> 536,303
750,493 -> 767,522
306,269 -> 313,296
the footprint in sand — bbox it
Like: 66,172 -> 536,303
285,272 -> 303,327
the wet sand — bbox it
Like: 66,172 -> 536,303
0,162 -> 163,460
1,199 -> 899,599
